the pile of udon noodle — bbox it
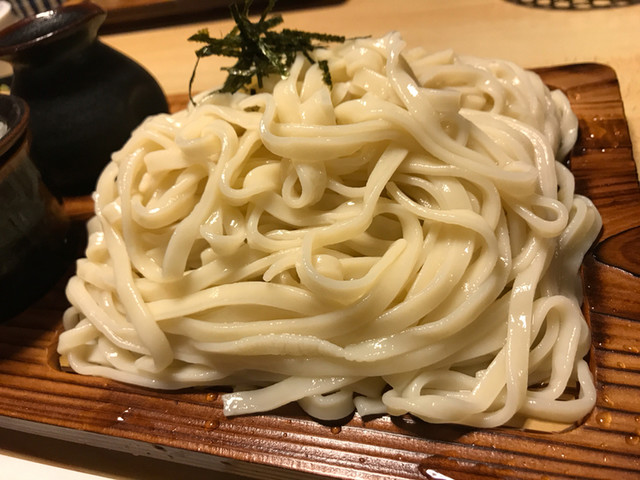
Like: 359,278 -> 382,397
59,32 -> 602,428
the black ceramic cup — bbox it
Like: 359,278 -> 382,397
0,94 -> 74,321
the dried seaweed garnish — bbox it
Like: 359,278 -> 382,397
188,0 -> 345,102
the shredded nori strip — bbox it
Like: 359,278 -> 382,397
188,0 -> 345,102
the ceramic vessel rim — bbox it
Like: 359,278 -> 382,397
0,1 -> 105,55
0,94 -> 28,162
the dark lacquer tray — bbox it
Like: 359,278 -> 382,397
1,63 -> 639,479
90,0 -> 344,33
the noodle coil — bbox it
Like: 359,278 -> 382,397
58,32 -> 601,427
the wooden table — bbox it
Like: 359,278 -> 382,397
1,1 -> 640,479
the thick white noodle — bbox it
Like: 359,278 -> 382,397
58,32 -> 601,427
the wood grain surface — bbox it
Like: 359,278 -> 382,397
1,63 -> 640,480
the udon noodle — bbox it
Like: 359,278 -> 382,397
58,32 -> 601,427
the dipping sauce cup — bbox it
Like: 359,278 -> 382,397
0,94 -> 74,321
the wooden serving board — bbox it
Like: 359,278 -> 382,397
1,63 -> 639,480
